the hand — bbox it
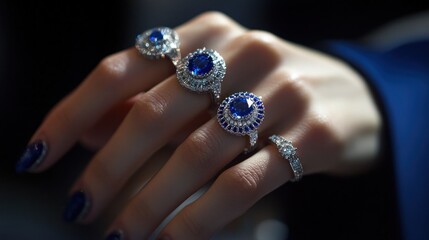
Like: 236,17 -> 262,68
17,12 -> 381,240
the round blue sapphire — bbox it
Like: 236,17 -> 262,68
187,53 -> 213,76
149,30 -> 163,43
229,97 -> 254,119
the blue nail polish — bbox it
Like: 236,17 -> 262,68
15,140 -> 47,173
105,230 -> 123,240
63,191 -> 90,222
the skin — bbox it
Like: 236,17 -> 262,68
26,12 -> 381,240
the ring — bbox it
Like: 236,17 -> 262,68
217,92 -> 265,153
269,135 -> 303,182
135,27 -> 181,66
176,48 -> 226,104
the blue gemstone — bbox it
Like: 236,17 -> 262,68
222,122 -> 228,128
258,114 -> 264,119
149,30 -> 163,43
249,125 -> 255,130
244,126 -> 250,132
188,53 -> 214,76
229,97 -> 254,119
238,128 -> 243,133
233,127 -> 238,132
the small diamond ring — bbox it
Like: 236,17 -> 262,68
269,135 -> 303,182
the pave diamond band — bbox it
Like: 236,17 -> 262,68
177,48 -> 226,104
269,135 -> 303,182
135,27 -> 181,65
217,92 -> 265,153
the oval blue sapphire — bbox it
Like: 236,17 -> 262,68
229,97 -> 254,119
187,53 -> 213,76
149,30 -> 163,43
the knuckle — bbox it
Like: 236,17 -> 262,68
194,11 -> 236,35
307,112 -> 343,151
275,69 -> 312,109
196,11 -> 233,25
180,127 -> 223,171
95,53 -> 129,87
133,91 -> 168,123
219,167 -> 262,203
237,30 -> 282,64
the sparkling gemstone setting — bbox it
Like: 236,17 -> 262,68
149,30 -> 164,43
177,48 -> 226,101
269,135 -> 303,182
187,53 -> 214,77
217,92 -> 264,137
230,97 -> 255,119
135,27 -> 180,61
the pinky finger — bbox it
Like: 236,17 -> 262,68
157,145 -> 298,240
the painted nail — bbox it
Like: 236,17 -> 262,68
15,140 -> 48,173
63,190 -> 90,222
105,230 -> 123,240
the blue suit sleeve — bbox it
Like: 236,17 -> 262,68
324,40 -> 429,240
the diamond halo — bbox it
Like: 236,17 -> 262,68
217,92 -> 265,152
177,48 -> 226,103
135,27 -> 181,65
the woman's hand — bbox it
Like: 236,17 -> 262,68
17,12 -> 381,240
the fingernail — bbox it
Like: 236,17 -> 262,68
15,140 -> 48,173
63,190 -> 90,222
105,230 -> 123,240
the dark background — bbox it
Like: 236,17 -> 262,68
1,1 -> 428,239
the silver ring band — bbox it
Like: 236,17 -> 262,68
269,135 -> 303,182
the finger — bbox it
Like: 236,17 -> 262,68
17,12 -> 244,173
79,94 -> 141,151
157,115 -> 342,240
106,59 -> 311,239
70,30 -> 285,224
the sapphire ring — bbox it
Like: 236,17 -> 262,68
217,92 -> 265,153
176,48 -> 226,104
269,135 -> 303,182
135,27 -> 181,66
